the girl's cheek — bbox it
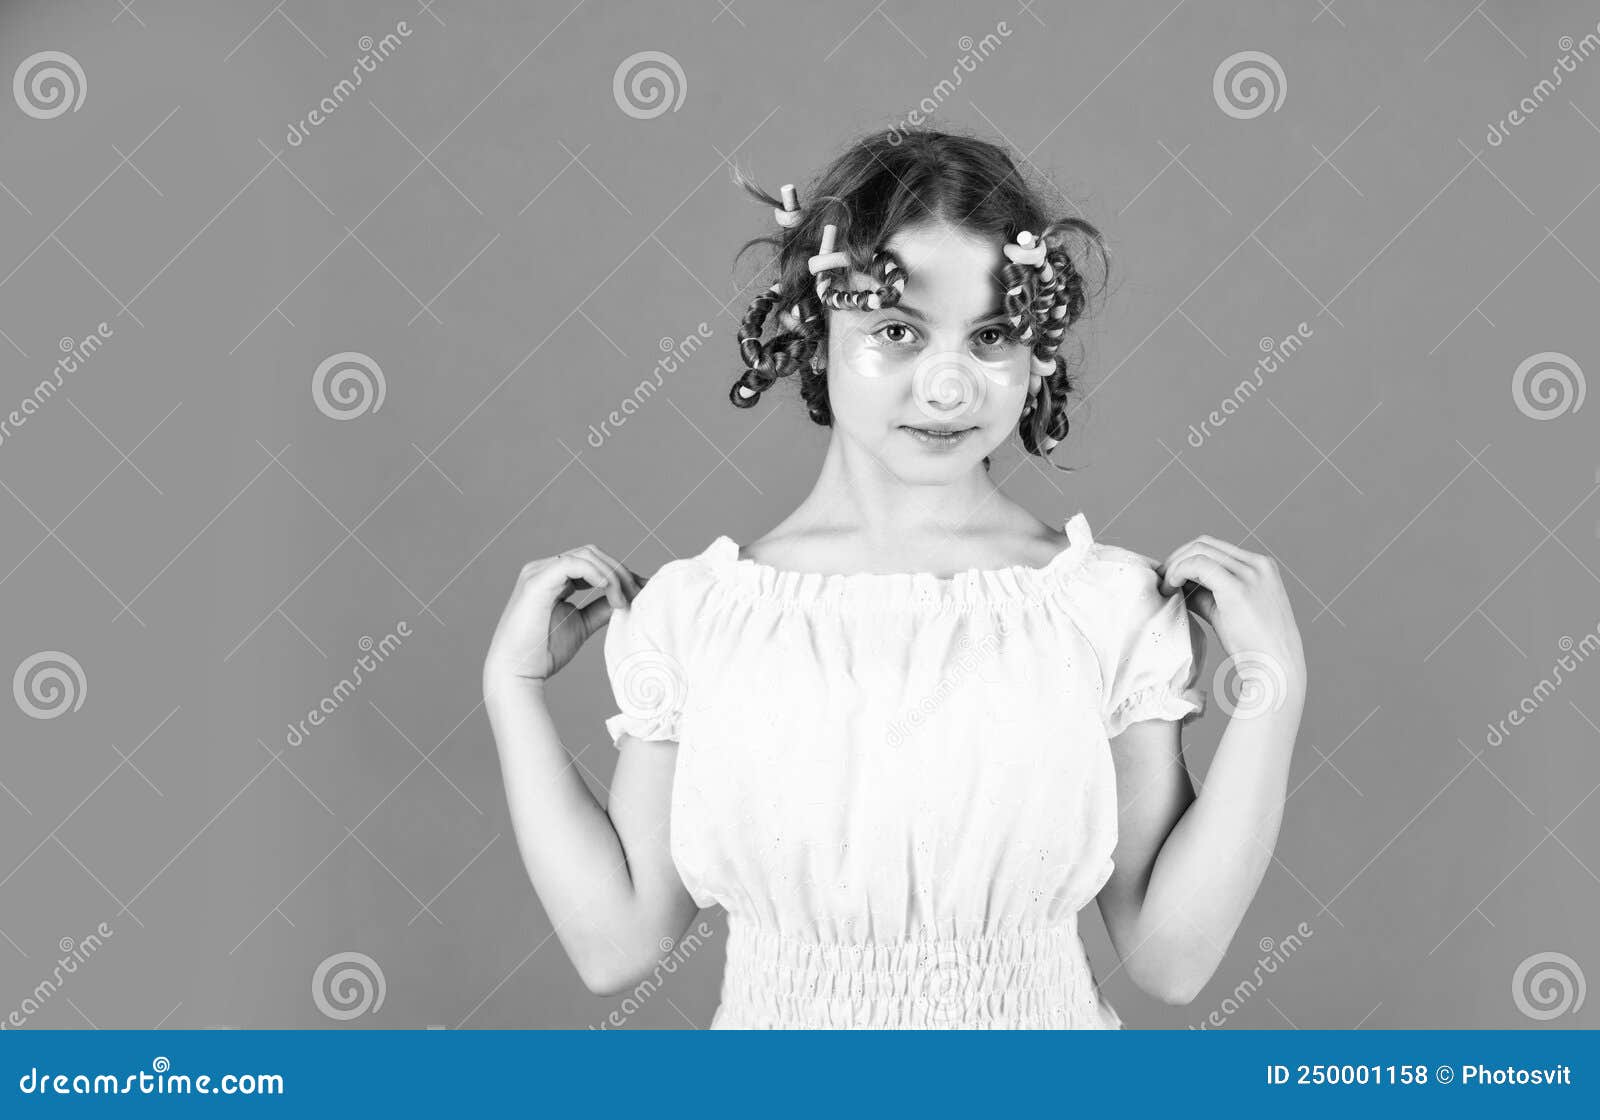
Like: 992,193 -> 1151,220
976,352 -> 1028,387
837,337 -> 904,380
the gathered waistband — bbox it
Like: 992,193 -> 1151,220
712,915 -> 1122,1029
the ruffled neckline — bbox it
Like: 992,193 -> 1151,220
702,512 -> 1094,609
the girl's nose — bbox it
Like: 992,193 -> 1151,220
914,353 -> 986,421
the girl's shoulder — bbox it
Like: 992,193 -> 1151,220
1055,531 -> 1184,637
630,538 -> 728,607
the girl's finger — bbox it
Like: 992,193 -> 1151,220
540,554 -> 617,609
578,592 -> 616,637
1181,581 -> 1219,628
578,545 -> 643,600
1161,552 -> 1241,599
1192,533 -> 1268,571
1159,542 -> 1248,591
1186,540 -> 1252,578
569,544 -> 630,608
563,546 -> 628,611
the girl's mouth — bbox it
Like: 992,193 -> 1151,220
899,425 -> 975,448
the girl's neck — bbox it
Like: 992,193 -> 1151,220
783,431 -> 1028,548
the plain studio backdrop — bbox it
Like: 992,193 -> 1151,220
0,0 -> 1595,1030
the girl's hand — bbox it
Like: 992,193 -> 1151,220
1155,535 -> 1306,695
483,544 -> 647,683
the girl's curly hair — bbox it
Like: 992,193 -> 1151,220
727,126 -> 1109,471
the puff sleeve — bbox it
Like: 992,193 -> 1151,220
601,565 -> 692,747
1091,549 -> 1208,740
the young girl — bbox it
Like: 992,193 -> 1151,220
484,128 -> 1307,1029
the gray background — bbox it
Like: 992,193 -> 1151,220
1,0 -> 1595,1030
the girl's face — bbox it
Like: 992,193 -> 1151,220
824,220 -> 1031,479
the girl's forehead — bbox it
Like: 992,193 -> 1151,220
886,221 -> 1002,271
856,223 -> 1003,309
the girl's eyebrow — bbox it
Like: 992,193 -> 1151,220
889,303 -> 1008,325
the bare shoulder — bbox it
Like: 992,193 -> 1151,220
738,525 -> 861,575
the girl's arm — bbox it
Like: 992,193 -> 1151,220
483,546 -> 698,995
1096,538 -> 1307,1005
1097,691 -> 1304,1004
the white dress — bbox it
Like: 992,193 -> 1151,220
602,511 -> 1207,1028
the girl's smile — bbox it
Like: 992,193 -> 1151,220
898,423 -> 977,449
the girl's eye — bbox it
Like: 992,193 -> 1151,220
874,322 -> 918,347
870,322 -> 1015,350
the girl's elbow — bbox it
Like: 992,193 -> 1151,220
1146,973 -> 1205,1006
574,936 -> 665,997
1128,955 -> 1210,1006
581,964 -> 631,998
575,949 -> 641,997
